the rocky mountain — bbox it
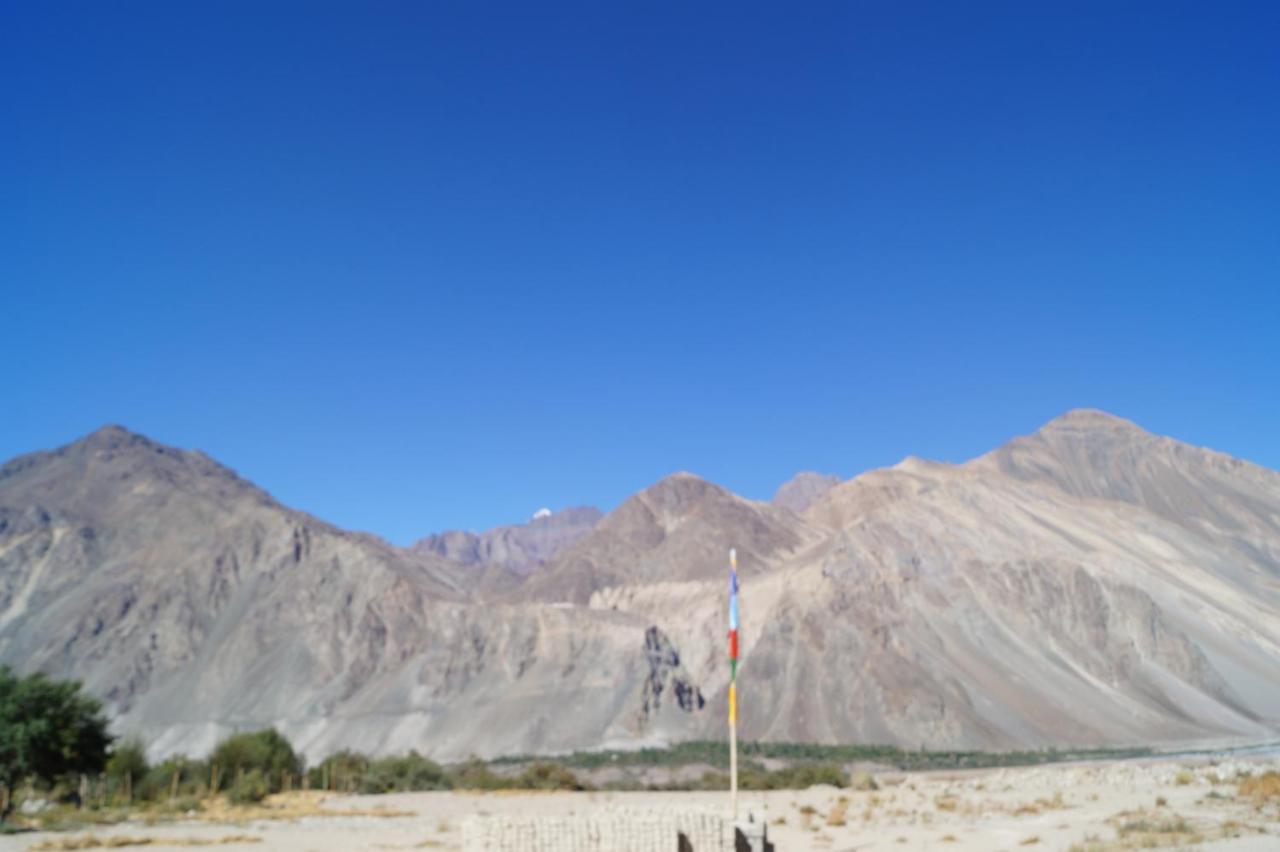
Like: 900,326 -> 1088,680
2,411 -> 1278,762
520,472 -> 821,604
411,506 -> 602,576
772,471 -> 840,513
0,428 -> 717,762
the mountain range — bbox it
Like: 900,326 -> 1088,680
1,410 -> 1277,762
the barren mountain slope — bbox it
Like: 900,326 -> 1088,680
412,506 -> 602,576
602,410 -> 1280,749
2,412 -> 1278,762
0,428 -> 707,761
520,472 -> 824,603
772,471 -> 840,513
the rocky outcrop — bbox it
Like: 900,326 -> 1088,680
639,626 -> 705,722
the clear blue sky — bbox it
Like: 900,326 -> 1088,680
3,2 -> 1277,544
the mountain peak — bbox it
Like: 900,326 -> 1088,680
635,472 -> 735,512
773,471 -> 841,513
79,423 -> 155,450
1037,408 -> 1145,435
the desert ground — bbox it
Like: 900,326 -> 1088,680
4,753 -> 1277,852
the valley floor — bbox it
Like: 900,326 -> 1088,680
4,753 -> 1277,852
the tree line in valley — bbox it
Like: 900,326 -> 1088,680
1,666 -> 1154,824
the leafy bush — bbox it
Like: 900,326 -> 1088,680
226,768 -> 270,805
210,728 -> 301,792
307,750 -> 369,792
361,752 -> 449,793
769,762 -> 847,789
448,758 -> 506,790
105,739 -> 149,783
136,755 -> 210,801
514,762 -> 583,791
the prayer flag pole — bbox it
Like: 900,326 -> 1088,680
728,547 -> 740,822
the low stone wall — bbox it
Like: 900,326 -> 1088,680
461,807 -> 732,851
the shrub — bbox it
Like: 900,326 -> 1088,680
1239,770 -> 1280,803
362,752 -> 449,793
226,768 -> 270,805
780,763 -> 847,789
449,758 -> 506,790
105,739 -> 149,783
737,762 -> 847,790
210,729 -> 301,793
308,750 -> 369,792
135,756 -> 210,802
514,762 -> 583,791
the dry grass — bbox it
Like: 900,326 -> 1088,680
934,795 -> 958,812
1174,770 -> 1194,786
1012,791 -> 1065,817
1110,813 -> 1203,849
1019,836 -> 1040,845
1239,770 -> 1280,804
826,795 -> 849,827
29,835 -> 261,850
18,806 -> 130,832
1066,838 -> 1108,852
193,791 -> 412,824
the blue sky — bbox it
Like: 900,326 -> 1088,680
3,2 -> 1277,543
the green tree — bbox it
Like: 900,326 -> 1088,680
210,728 -> 300,793
0,666 -> 112,820
106,738 -> 149,783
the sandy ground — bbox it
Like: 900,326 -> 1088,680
3,754 -> 1277,851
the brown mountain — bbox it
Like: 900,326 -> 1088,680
772,471 -> 840,513
411,506 -> 602,576
519,472 -> 821,604
2,411 -> 1278,761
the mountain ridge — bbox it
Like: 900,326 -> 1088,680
2,410 -> 1278,761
